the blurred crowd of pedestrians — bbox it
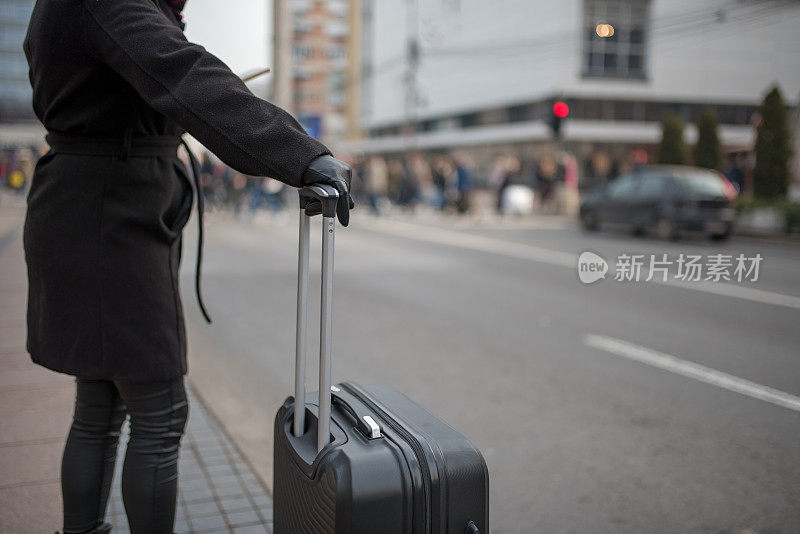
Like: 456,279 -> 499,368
351,150 -> 582,217
351,152 -> 476,215
197,152 -> 288,215
196,150 -> 480,218
490,152 -> 580,215
198,143 -> 660,219
4,143 -> 667,219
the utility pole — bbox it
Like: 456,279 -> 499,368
791,91 -> 800,200
273,0 -> 293,113
346,0 -> 364,141
403,0 -> 420,156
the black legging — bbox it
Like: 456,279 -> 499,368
61,378 -> 188,534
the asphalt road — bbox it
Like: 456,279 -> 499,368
182,210 -> 800,534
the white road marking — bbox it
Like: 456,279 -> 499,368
655,278 -> 800,309
365,219 -> 800,310
368,219 -> 577,267
584,334 -> 800,413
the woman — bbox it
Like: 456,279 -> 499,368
24,1 -> 353,532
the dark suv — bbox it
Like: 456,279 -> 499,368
579,165 -> 738,240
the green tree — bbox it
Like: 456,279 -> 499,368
693,111 -> 723,170
658,115 -> 688,165
753,86 -> 792,199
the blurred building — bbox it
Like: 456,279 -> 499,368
0,0 -> 43,147
348,0 -> 800,180
0,0 -> 33,123
273,0 -> 352,143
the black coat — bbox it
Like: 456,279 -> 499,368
23,0 -> 329,382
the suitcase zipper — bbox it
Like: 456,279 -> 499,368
342,383 -> 433,533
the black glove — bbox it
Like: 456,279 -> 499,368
301,155 -> 355,227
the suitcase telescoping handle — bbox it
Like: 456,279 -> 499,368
295,185 -> 339,453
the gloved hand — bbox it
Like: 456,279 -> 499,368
301,155 -> 355,226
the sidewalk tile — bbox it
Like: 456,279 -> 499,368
191,513 -> 228,531
0,353 -> 37,373
226,509 -> 261,526
184,499 -> 222,518
181,484 -> 216,504
0,367 -> 68,388
219,495 -> 253,514
0,482 -> 61,533
0,409 -> 70,444
233,524 -> 272,533
0,441 -> 62,487
0,383 -> 74,415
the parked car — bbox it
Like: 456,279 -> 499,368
579,165 -> 738,240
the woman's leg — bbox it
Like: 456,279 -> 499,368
115,378 -> 188,534
61,379 -> 125,534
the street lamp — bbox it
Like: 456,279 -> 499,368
595,22 -> 615,38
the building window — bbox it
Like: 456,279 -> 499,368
507,104 -> 533,123
459,112 -> 480,128
327,1 -> 349,18
293,68 -> 312,81
583,0 -> 649,80
326,21 -> 348,38
293,21 -> 312,35
327,92 -> 346,107
328,72 -> 346,91
327,45 -> 347,60
293,44 -> 313,61
291,0 -> 312,15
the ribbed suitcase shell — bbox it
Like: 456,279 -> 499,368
273,382 -> 489,534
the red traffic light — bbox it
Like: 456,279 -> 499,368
553,101 -> 569,119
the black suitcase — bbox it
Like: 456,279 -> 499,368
273,186 -> 489,534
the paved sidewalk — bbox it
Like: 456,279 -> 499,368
108,389 -> 274,534
0,194 -> 274,533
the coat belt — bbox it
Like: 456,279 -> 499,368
46,129 -> 212,324
46,130 -> 180,159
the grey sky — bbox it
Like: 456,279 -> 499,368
183,0 -> 273,78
